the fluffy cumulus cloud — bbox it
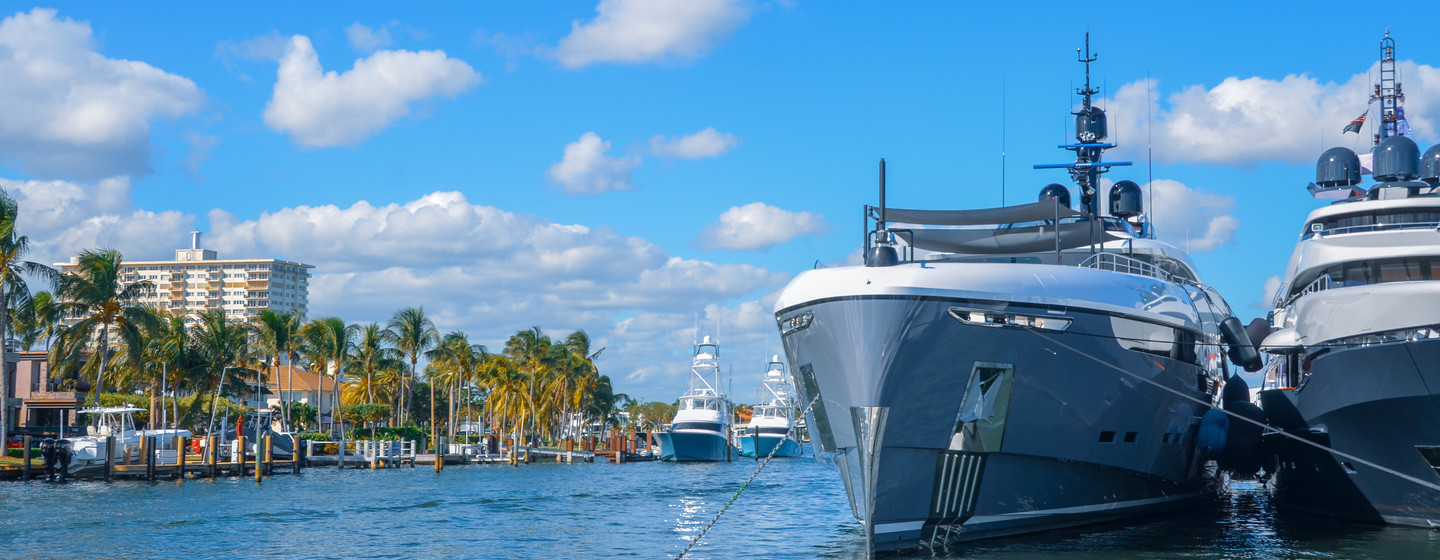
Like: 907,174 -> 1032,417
346,21 -> 395,52
546,132 -> 643,194
649,127 -> 740,159
1140,179 -> 1240,252
552,0 -> 751,68
7,181 -> 790,399
1105,61 -> 1440,166
0,8 -> 203,180
1257,275 -> 1283,310
262,35 -> 481,147
695,202 -> 829,251
0,177 -> 194,264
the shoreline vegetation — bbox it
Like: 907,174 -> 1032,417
0,188 -> 676,448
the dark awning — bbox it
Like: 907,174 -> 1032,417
904,221 -> 1115,254
877,200 -> 1083,226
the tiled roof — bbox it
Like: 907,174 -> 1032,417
262,366 -> 337,392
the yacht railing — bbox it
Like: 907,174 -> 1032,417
1304,220 -> 1440,240
1079,252 -> 1172,282
1281,274 -> 1333,307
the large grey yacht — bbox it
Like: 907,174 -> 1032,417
774,37 -> 1259,554
1257,31 -> 1440,526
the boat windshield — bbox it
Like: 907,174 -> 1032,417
683,398 -> 719,411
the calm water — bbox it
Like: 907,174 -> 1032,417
3,458 -> 1440,559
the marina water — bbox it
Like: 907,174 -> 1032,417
4,460 -> 1440,559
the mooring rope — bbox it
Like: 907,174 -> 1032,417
1027,329 -> 1440,493
674,393 -> 822,560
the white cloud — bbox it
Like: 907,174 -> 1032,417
552,0 -> 751,68
262,35 -> 482,147
546,132 -> 643,194
346,21 -> 395,52
8,180 -> 791,400
1141,179 -> 1240,252
0,177 -> 194,264
0,8 -> 204,180
649,127 -> 740,159
1105,61 -> 1440,166
695,202 -> 829,251
1257,275 -> 1282,310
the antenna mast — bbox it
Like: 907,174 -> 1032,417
1371,29 -> 1405,145
1034,32 -> 1132,216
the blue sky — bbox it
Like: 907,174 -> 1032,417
4,1 -> 1439,402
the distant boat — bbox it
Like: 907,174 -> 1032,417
739,355 -> 803,458
656,336 -> 733,462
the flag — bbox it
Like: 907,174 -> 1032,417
1342,112 -> 1366,134
1397,106 -> 1411,136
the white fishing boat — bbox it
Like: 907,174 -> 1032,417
739,355 -> 803,458
656,336 -> 733,462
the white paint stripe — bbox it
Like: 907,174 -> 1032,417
873,520 -> 926,534
963,492 -> 1201,522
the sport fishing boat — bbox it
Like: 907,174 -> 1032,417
739,355 -> 803,458
1257,31 -> 1440,526
774,36 -> 1260,554
656,336 -> 733,462
68,405 -> 191,473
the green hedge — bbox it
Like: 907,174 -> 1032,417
5,448 -> 42,458
350,426 -> 427,442
296,432 -> 332,442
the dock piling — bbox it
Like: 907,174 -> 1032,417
264,435 -> 274,476
237,436 -> 247,478
103,435 -> 115,482
176,435 -> 187,477
208,436 -> 219,478
21,436 -> 31,481
145,436 -> 157,481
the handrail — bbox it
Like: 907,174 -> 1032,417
1304,220 -> 1440,240
1079,252 -> 1171,281
1281,274 -> 1332,308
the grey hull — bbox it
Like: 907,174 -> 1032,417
1262,339 -> 1440,526
779,295 -> 1214,553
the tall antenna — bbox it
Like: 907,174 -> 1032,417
1002,79 -> 1007,207
1147,69 -> 1155,239
1372,28 -> 1405,144
1035,32 -> 1131,216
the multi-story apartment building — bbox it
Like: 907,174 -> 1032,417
57,232 -> 313,325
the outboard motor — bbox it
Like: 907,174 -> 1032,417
1421,144 -> 1440,188
1038,183 -> 1071,208
55,439 -> 73,481
39,438 -> 57,482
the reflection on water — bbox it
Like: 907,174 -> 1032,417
1,461 -> 1438,559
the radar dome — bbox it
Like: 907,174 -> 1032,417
1422,144 -> 1440,186
1038,183 -> 1071,208
1315,147 -> 1361,187
1373,135 -> 1420,182
1075,107 -> 1107,143
1109,180 -> 1143,218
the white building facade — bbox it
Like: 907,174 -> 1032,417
58,232 -> 313,324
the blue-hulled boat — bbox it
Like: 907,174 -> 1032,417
657,336 -> 733,462
739,355 -> 803,458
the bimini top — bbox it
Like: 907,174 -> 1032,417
881,199 -> 1082,226
80,406 -> 146,414
879,200 -> 1120,255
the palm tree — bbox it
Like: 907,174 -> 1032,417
301,316 -> 354,435
12,291 -> 60,351
348,322 -> 399,406
253,310 -> 300,427
190,309 -> 258,435
0,189 -> 54,449
504,326 -> 558,444
387,307 -> 438,426
53,248 -> 155,410
561,330 -> 604,440
425,332 -> 486,439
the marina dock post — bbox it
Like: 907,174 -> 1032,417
176,435 -> 187,476
208,436 -> 219,478
236,436 -> 246,478
103,435 -> 115,482
435,433 -> 442,473
21,436 -> 31,481
144,436 -> 156,481
264,435 -> 273,476
293,442 -> 302,474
